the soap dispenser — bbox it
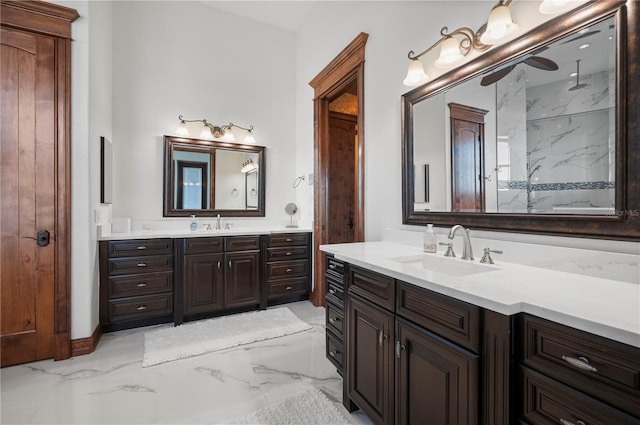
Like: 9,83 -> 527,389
423,224 -> 437,253
190,215 -> 197,231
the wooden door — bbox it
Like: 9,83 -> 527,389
395,317 -> 478,425
1,28 -> 57,367
328,112 -> 357,244
183,253 -> 225,315
225,251 -> 260,308
449,103 -> 488,212
348,295 -> 394,425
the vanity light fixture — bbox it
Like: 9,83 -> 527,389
176,115 -> 256,144
240,159 -> 258,173
538,0 -> 579,15
403,0 -> 519,87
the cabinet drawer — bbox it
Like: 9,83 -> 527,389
267,277 -> 309,299
268,232 -> 309,247
326,330 -> 344,371
326,301 -> 345,338
225,235 -> 261,252
326,278 -> 344,306
520,366 -> 640,425
397,281 -> 480,353
108,238 -> 172,257
326,256 -> 344,279
521,314 -> 640,417
185,237 -> 223,254
108,255 -> 173,276
107,293 -> 173,323
348,265 -> 395,312
107,272 -> 173,298
266,260 -> 310,280
266,246 -> 309,262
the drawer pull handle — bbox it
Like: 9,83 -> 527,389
396,340 -> 406,358
285,252 -> 293,256
285,286 -> 292,290
229,260 -> 232,269
285,238 -> 293,242
137,263 -> 147,267
560,419 -> 586,425
328,264 -> 336,270
218,261 -> 221,269
562,356 -> 597,373
329,317 -> 341,324
328,350 -> 340,358
137,283 -> 147,287
137,305 -> 147,311
378,331 -> 387,347
328,289 -> 336,295
136,246 -> 147,250
286,268 -> 293,273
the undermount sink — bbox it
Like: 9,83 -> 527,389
390,254 -> 499,277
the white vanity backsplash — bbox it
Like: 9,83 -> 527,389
388,227 -> 640,284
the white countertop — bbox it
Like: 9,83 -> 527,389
98,227 -> 312,241
321,241 -> 640,348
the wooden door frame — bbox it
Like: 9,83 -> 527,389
1,1 -> 78,361
309,33 -> 368,307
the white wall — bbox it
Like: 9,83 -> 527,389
111,1 -> 297,224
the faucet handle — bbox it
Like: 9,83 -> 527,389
439,242 -> 455,257
480,247 -> 503,264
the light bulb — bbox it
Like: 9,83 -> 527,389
222,127 -> 236,142
244,131 -> 256,144
176,121 -> 189,136
200,124 -> 213,139
480,4 -> 519,45
434,37 -> 465,69
539,0 -> 575,14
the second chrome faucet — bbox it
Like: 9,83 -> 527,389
448,225 -> 474,260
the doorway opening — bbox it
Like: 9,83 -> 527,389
309,33 -> 368,307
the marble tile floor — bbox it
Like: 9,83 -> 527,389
1,301 -> 373,425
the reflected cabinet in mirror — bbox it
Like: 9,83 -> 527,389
163,136 -> 265,217
402,1 -> 639,240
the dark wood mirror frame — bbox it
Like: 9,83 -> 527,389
163,136 -> 266,217
402,1 -> 639,240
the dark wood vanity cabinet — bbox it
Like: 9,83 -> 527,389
177,235 -> 260,323
264,232 -> 311,305
518,314 -> 640,424
99,239 -> 174,332
325,254 -> 346,374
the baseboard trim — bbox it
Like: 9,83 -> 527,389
71,324 -> 102,357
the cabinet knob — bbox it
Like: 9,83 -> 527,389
137,283 -> 147,287
285,252 -> 293,256
328,289 -> 336,295
136,305 -> 147,311
328,350 -> 340,358
328,264 -> 336,270
136,246 -> 147,250
285,268 -> 293,273
562,355 -> 598,373
137,263 -> 147,267
329,317 -> 341,324
285,238 -> 293,242
285,286 -> 292,290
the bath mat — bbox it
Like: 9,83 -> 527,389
142,307 -> 312,367
226,386 -> 349,425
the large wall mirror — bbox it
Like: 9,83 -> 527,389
163,136 -> 265,217
402,1 -> 639,240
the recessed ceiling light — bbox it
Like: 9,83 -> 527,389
569,72 -> 577,77
579,43 -> 590,49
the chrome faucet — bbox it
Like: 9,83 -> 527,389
448,225 -> 474,260
215,214 -> 221,230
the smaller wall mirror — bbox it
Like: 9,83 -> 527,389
163,136 -> 265,217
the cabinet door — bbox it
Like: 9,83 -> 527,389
184,253 -> 224,315
348,295 -> 394,425
396,317 -> 478,425
225,251 -> 260,308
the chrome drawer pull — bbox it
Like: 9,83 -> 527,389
285,238 -> 293,242
328,350 -> 340,358
562,356 -> 598,373
137,263 -> 147,267
328,289 -> 336,295
285,252 -> 293,256
229,260 -> 232,268
217,261 -> 221,269
285,286 -> 292,290
137,283 -> 147,287
136,305 -> 147,311
560,419 -> 586,425
136,246 -> 147,250
328,264 -> 336,270
378,331 -> 387,346
329,317 -> 341,324
285,268 -> 293,273
395,341 -> 406,358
